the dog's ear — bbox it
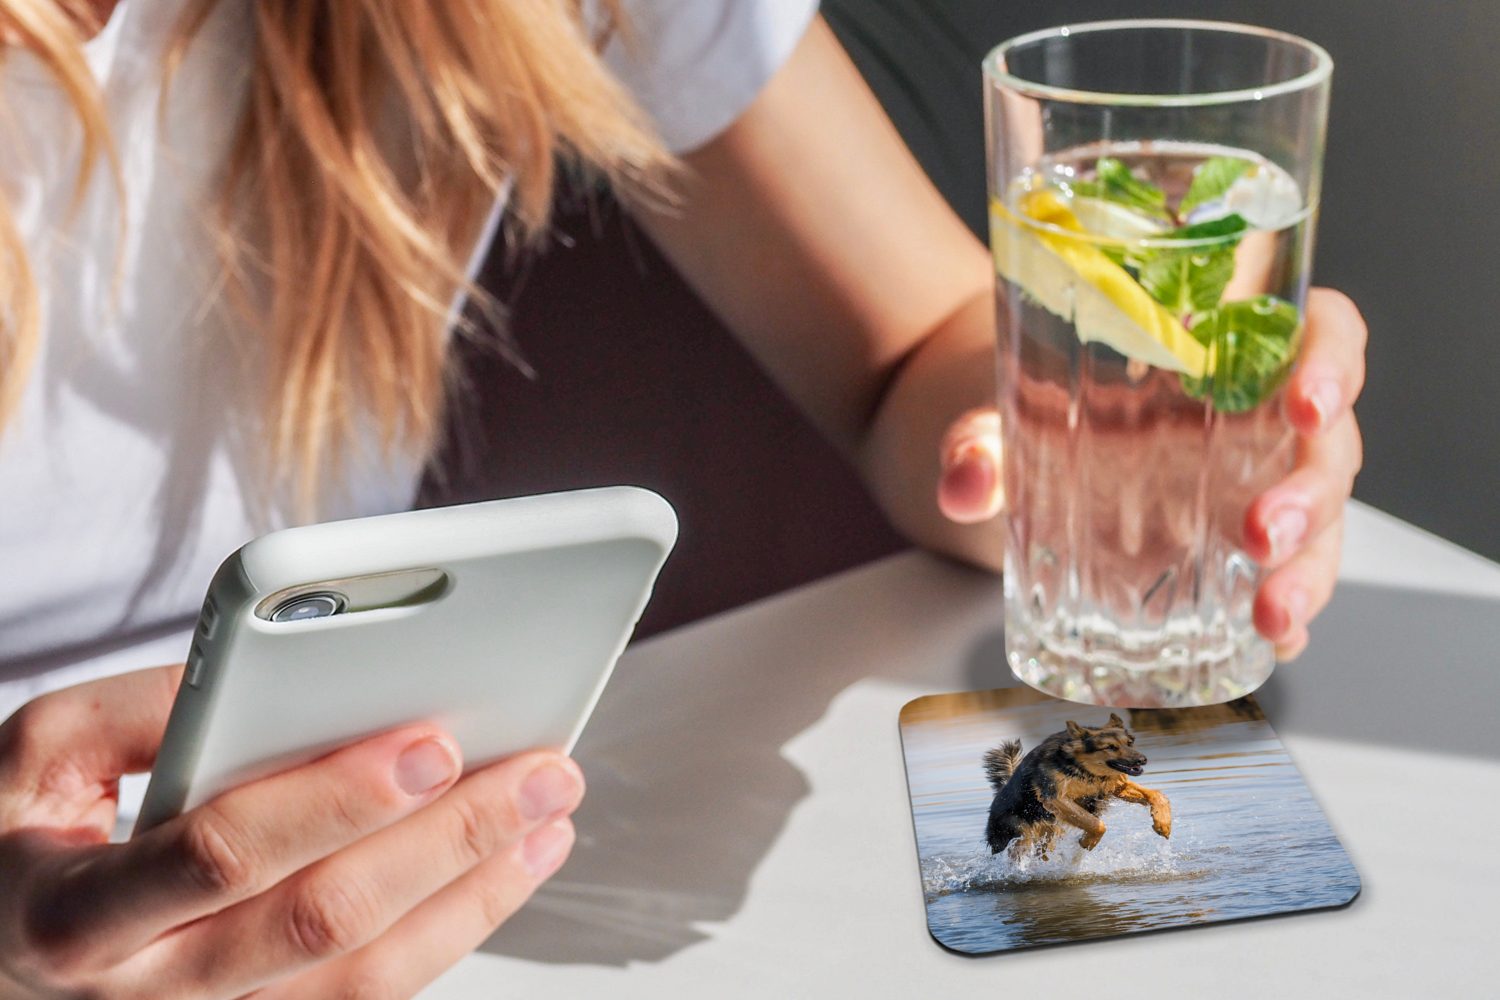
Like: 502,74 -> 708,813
1065,720 -> 1086,738
1107,712 -> 1125,729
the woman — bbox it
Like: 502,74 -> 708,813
0,1 -> 1365,996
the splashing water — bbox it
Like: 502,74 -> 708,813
923,825 -> 1211,898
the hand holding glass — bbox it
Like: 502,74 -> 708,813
985,21 -> 1332,706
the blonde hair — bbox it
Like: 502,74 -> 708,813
0,0 -> 671,507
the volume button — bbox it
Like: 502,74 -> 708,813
185,641 -> 206,688
197,597 -> 219,639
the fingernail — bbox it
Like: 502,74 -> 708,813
522,819 -> 575,879
395,738 -> 459,796
953,445 -> 996,491
520,761 -> 584,822
944,436 -> 989,469
1265,505 -> 1308,561
940,443 -> 1001,523
1307,379 -> 1341,429
1283,588 -> 1310,630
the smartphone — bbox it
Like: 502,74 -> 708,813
133,486 -> 677,834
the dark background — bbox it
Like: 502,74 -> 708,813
423,2 -> 1495,635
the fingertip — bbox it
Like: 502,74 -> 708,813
1254,581 -> 1309,643
1244,494 -> 1309,566
1253,588 -> 1290,641
521,817 -> 576,879
938,407 -> 1001,462
377,722 -> 462,768
1284,391 -> 1319,435
539,753 -> 586,801
507,748 -> 583,783
394,735 -> 462,797
1276,626 -> 1310,662
938,446 -> 1001,525
1242,500 -> 1275,563
518,756 -> 585,823
1288,373 -> 1344,435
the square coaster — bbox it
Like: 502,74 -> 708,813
899,687 -> 1359,954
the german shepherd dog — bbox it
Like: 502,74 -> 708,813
984,714 -> 1172,859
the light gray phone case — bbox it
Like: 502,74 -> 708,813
134,486 -> 677,834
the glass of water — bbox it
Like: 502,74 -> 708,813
985,21 -> 1332,707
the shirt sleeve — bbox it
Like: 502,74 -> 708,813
603,0 -> 820,154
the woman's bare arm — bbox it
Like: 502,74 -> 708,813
632,17 -> 1000,566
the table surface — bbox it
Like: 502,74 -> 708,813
427,501 -> 1500,998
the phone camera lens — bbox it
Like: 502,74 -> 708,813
269,592 -> 346,623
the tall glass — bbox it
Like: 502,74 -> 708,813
985,21 -> 1332,707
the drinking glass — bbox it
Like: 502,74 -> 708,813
985,21 -> 1332,706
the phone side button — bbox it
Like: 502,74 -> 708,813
197,598 -> 219,639
185,643 -> 205,688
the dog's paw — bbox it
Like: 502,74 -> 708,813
1151,803 -> 1173,838
1079,827 -> 1104,850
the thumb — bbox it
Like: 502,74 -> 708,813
937,407 -> 1003,525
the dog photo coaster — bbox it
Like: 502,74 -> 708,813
899,687 -> 1360,955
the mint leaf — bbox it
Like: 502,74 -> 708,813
1073,157 -> 1170,220
1180,296 -> 1301,412
1134,214 -> 1249,315
1138,248 -> 1235,315
1179,156 -> 1253,217
1170,215 -> 1251,242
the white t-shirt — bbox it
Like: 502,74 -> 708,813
0,0 -> 819,722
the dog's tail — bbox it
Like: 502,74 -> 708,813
983,739 -> 1023,791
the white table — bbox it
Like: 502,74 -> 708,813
428,501 -> 1500,998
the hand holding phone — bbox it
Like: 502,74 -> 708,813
0,487 -> 674,998
0,665 -> 582,998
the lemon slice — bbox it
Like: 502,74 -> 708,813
990,190 -> 1208,377
1069,196 -> 1166,241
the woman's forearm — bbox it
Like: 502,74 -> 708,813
856,286 -> 1004,572
629,14 -> 1007,568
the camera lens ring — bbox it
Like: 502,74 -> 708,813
268,591 -> 346,623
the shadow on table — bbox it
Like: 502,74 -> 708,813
481,553 -> 998,967
1256,581 -> 1500,760
962,581 -> 1500,761
482,564 -> 1496,969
